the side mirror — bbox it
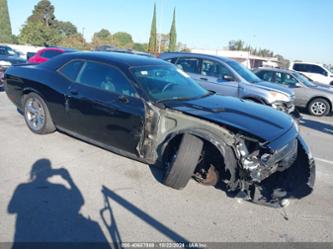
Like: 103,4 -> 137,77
222,75 -> 234,82
295,82 -> 302,88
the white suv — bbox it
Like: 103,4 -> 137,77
290,62 -> 333,85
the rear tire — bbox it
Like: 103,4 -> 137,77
307,98 -> 330,116
164,134 -> 203,190
22,93 -> 56,134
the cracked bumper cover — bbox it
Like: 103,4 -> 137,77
233,126 -> 315,207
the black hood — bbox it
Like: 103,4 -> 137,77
164,95 -> 294,142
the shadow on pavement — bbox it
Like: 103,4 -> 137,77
300,118 -> 333,135
7,159 -> 111,249
101,185 -> 190,244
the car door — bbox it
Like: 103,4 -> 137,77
308,65 -> 330,84
65,60 -> 145,155
198,59 -> 239,97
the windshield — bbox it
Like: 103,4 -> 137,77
293,72 -> 317,87
225,60 -> 262,83
130,65 -> 209,102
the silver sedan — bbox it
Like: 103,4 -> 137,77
254,67 -> 333,116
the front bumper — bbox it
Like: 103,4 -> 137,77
272,101 -> 296,114
250,136 -> 315,207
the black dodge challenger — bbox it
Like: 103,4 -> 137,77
4,52 -> 315,207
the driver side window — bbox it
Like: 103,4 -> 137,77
201,60 -> 233,82
274,72 -> 298,86
76,61 -> 137,97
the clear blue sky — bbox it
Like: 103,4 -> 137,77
7,0 -> 333,64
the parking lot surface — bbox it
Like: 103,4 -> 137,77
0,92 -> 332,243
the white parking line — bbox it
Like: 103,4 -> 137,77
315,157 -> 333,165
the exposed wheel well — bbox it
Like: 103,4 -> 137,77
162,134 -> 230,183
307,96 -> 332,112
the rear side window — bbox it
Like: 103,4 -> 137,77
59,60 -> 84,81
293,63 -> 310,72
175,57 -> 200,74
76,61 -> 136,97
41,50 -> 62,59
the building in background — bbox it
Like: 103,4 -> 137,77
190,48 -> 279,69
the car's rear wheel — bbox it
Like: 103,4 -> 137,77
164,134 -> 204,190
308,98 -> 330,116
23,93 -> 56,134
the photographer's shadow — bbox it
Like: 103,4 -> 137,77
8,159 -> 110,248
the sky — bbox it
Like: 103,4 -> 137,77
7,0 -> 333,64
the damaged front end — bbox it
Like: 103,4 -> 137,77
231,127 -> 315,207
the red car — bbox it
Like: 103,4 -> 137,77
28,47 -> 76,64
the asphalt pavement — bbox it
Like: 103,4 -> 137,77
0,92 -> 332,244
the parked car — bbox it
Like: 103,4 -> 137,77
28,47 -> 76,64
0,45 -> 27,65
254,67 -> 333,116
290,62 -> 333,85
4,52 -> 315,206
160,52 -> 299,119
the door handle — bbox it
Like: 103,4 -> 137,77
200,77 -> 208,81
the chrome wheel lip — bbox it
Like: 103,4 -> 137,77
311,101 -> 327,116
25,97 -> 45,131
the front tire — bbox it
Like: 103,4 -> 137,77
307,98 -> 330,116
23,93 -> 56,134
164,134 -> 203,190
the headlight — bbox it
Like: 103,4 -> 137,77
269,91 -> 290,102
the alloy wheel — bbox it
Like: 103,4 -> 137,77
25,97 -> 46,131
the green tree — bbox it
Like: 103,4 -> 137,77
58,33 -> 87,50
113,32 -> 133,48
133,43 -> 147,52
168,8 -> 177,51
56,21 -> 78,37
27,0 -> 56,27
91,29 -> 113,48
148,3 -> 157,54
19,20 -> 59,46
0,0 -> 13,43
19,0 -> 60,46
228,40 -> 246,51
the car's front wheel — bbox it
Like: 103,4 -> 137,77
308,98 -> 330,116
164,134 -> 204,190
23,93 -> 56,134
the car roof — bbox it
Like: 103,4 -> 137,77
43,51 -> 169,69
160,52 -> 236,63
291,61 -> 324,66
